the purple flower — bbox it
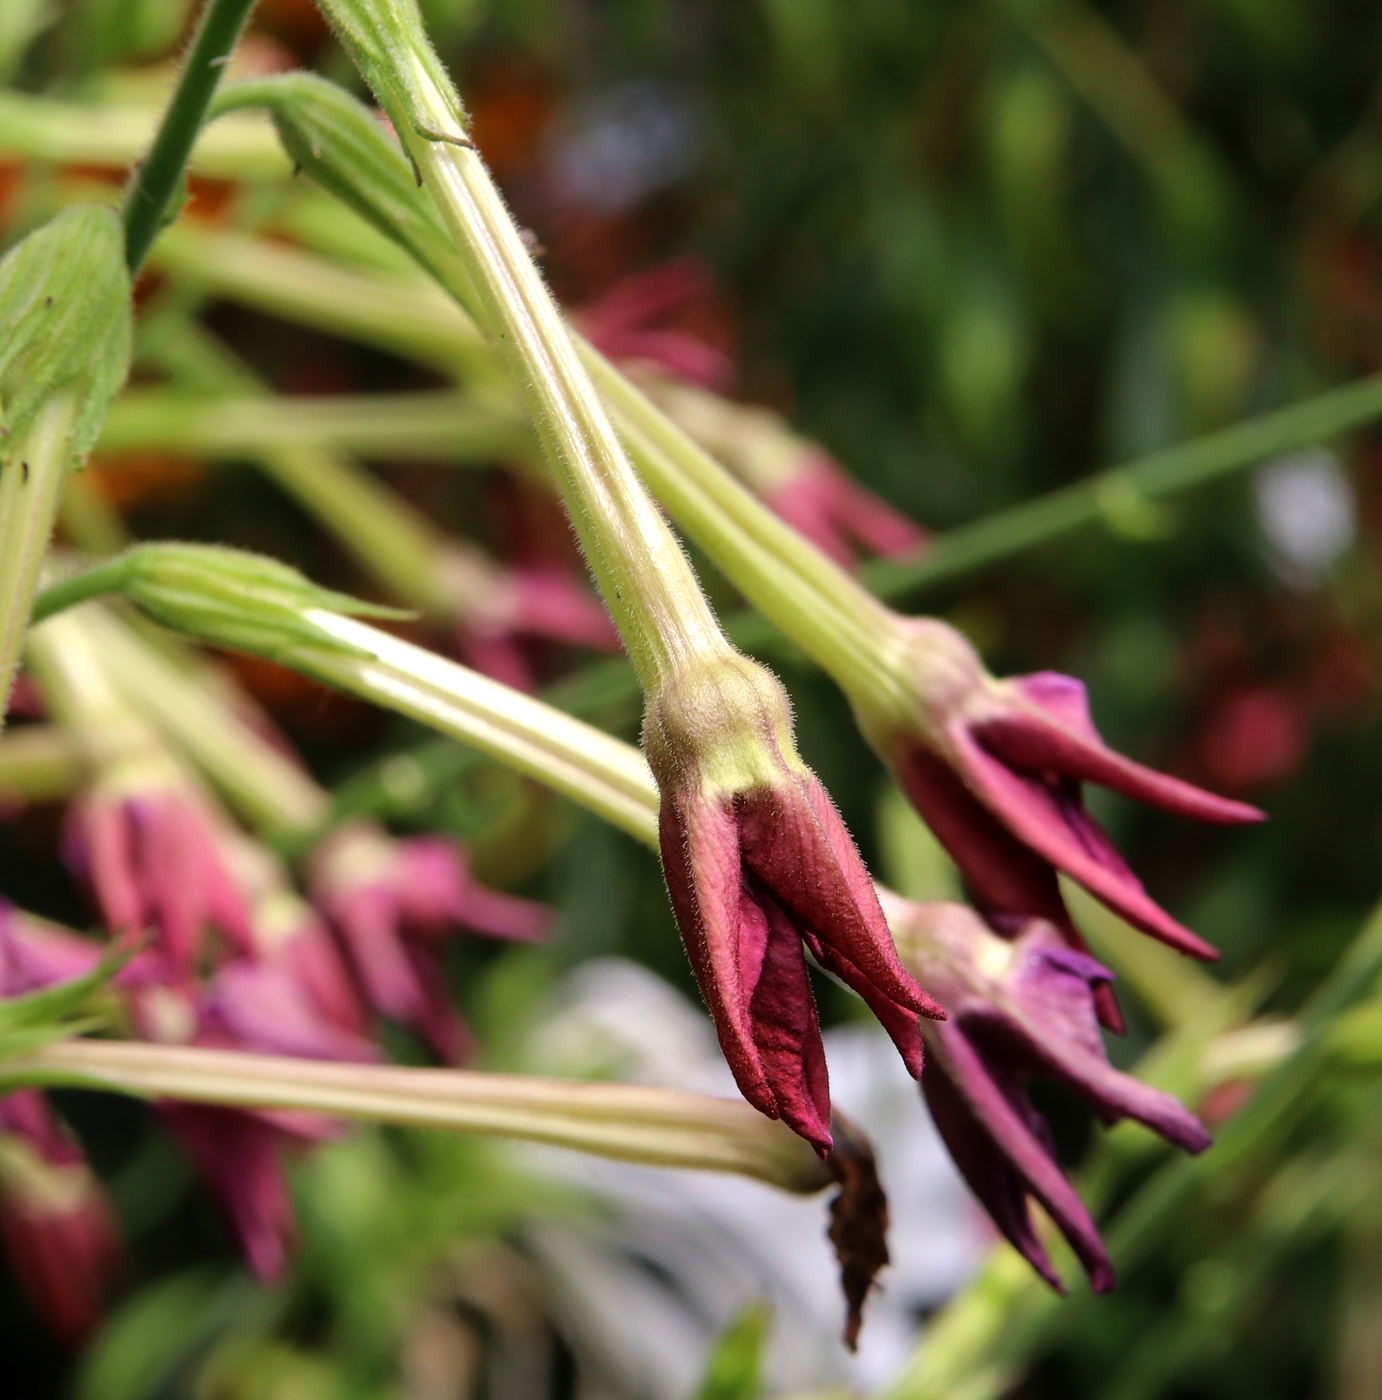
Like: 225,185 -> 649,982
0,1090 -> 123,1343
308,822 -> 552,1062
645,654 -> 943,1152
62,784 -> 253,971
882,891 -> 1209,1292
861,621 -> 1262,1027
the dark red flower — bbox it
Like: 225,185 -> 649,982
645,654 -> 943,1152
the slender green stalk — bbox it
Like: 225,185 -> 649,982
2,1038 -> 831,1193
865,371 -> 1382,602
380,56 -> 726,692
122,0 -> 259,273
79,606 -> 329,835
0,395 -> 77,721
0,724 -> 81,804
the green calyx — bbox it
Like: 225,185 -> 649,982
642,651 -> 808,799
0,205 -> 132,468
34,543 -> 409,663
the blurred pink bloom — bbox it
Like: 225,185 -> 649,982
764,450 -> 929,571
885,895 -> 1208,1293
573,257 -> 733,391
645,660 -> 943,1152
159,1103 -> 299,1281
0,1090 -> 123,1344
0,902 -> 102,992
309,823 -> 552,1062
445,551 -> 620,693
1195,684 -> 1306,793
62,786 -> 253,970
873,622 -> 1262,1029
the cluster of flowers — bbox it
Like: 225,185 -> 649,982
0,639 -> 550,1335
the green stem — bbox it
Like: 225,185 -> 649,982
122,0 -> 259,274
28,554 -> 133,627
0,394 -> 77,725
864,371 -> 1382,603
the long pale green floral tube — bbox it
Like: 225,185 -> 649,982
1,1038 -> 832,1193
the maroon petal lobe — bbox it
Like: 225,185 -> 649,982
954,731 -> 1219,960
923,1027 -> 1115,1294
659,794 -> 774,1115
328,886 -> 426,1025
895,749 -> 1126,1032
992,674 -> 1264,825
403,943 -> 476,1066
745,879 -> 832,1151
739,781 -> 943,1024
824,1111 -> 890,1351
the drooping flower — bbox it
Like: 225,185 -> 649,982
308,821 -> 552,1062
644,653 -> 944,1153
573,257 -> 734,392
883,891 -> 1209,1292
62,777 -> 254,972
438,544 -> 619,692
852,620 -> 1262,1027
0,1091 -> 122,1343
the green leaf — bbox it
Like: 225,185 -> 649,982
695,1301 -> 772,1400
0,205 -> 132,467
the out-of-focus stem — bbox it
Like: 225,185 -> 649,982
0,395 -> 77,725
3,1038 -> 832,1193
121,0 -> 259,273
0,89 -> 289,180
99,387 -> 529,464
0,725 -> 82,805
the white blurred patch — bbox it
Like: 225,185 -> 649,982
516,958 -> 984,1398
547,80 -> 704,214
1254,449 -> 1356,588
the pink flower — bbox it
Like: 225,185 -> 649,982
308,822 -> 552,1062
159,1103 -> 300,1281
0,901 -> 103,992
860,621 -> 1262,1028
442,548 -> 620,693
0,1091 -> 123,1343
644,654 -> 944,1152
573,258 -> 733,391
763,450 -> 929,571
62,784 -> 253,971
884,894 -> 1208,1292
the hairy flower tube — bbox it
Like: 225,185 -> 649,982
882,890 -> 1210,1292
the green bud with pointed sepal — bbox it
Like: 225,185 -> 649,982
0,205 -> 132,468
